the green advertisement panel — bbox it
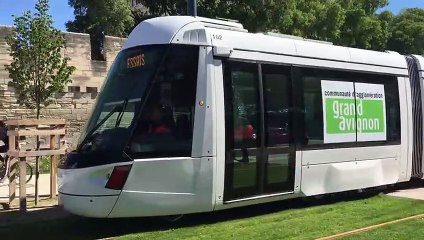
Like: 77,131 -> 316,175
321,80 -> 386,143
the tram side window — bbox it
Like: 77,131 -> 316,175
356,76 -> 401,143
129,45 -> 199,157
224,62 -> 261,151
300,68 -> 350,146
386,80 -> 401,142
300,67 -> 401,147
262,65 -> 292,146
302,76 -> 324,145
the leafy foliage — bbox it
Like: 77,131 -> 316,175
140,0 -> 187,16
67,0 -> 424,55
66,0 -> 134,60
388,8 -> 424,55
275,0 -> 345,41
66,0 -> 134,37
335,0 -> 391,50
135,0 -> 388,49
4,0 -> 76,118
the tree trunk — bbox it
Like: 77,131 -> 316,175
35,105 -> 40,205
36,106 -> 40,120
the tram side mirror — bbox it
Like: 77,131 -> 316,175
213,46 -> 233,57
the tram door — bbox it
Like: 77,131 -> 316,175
223,61 -> 296,201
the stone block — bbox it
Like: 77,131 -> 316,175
76,114 -> 88,121
60,103 -> 74,108
50,109 -> 73,115
0,59 -> 11,67
93,71 -> 106,77
64,32 -> 90,44
14,109 -> 31,114
71,108 -> 88,115
0,78 -> 11,85
0,71 -> 10,79
90,61 -> 107,70
72,75 -> 90,82
56,98 -> 73,104
68,114 -> 79,120
45,104 -> 61,109
56,92 -> 74,98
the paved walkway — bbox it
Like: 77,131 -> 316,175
0,173 -> 65,227
387,187 -> 424,200
0,173 -> 53,202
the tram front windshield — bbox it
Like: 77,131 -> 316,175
67,44 -> 199,168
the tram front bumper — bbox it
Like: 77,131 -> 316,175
58,165 -> 127,218
58,193 -> 119,218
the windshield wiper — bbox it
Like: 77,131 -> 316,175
115,98 -> 129,128
77,105 -> 122,152
77,98 -> 130,152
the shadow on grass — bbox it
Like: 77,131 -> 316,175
0,189 -> 393,240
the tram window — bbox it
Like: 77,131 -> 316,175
262,65 -> 292,146
128,45 -> 199,157
302,76 -> 325,145
386,81 -> 401,142
225,63 -> 261,150
299,67 -> 401,147
356,76 -> 401,143
223,61 -> 261,198
98,100 -> 137,131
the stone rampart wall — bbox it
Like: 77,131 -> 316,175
0,26 -> 126,148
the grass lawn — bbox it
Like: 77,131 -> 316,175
1,193 -> 424,240
342,217 -> 424,240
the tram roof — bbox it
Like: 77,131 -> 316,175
124,16 -> 408,70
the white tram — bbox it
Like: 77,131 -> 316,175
58,16 -> 424,218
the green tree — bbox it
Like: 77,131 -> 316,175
388,8 -> 424,55
133,0 -> 272,31
336,0 -> 391,50
137,0 -> 345,39
66,0 -> 134,60
199,0 -> 271,32
68,0 -> 424,55
66,0 -> 134,37
140,0 -> 187,16
276,0 -> 345,41
5,0 -> 76,119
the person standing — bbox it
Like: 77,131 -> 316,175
0,121 -> 8,182
0,121 -> 7,152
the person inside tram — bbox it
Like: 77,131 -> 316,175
232,115 -> 255,163
146,103 -> 174,132
131,103 -> 176,152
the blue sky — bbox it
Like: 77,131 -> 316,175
0,0 -> 423,31
0,0 -> 73,30
379,0 -> 424,13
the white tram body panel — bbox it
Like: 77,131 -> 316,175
59,16 -> 417,218
109,157 -> 215,217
